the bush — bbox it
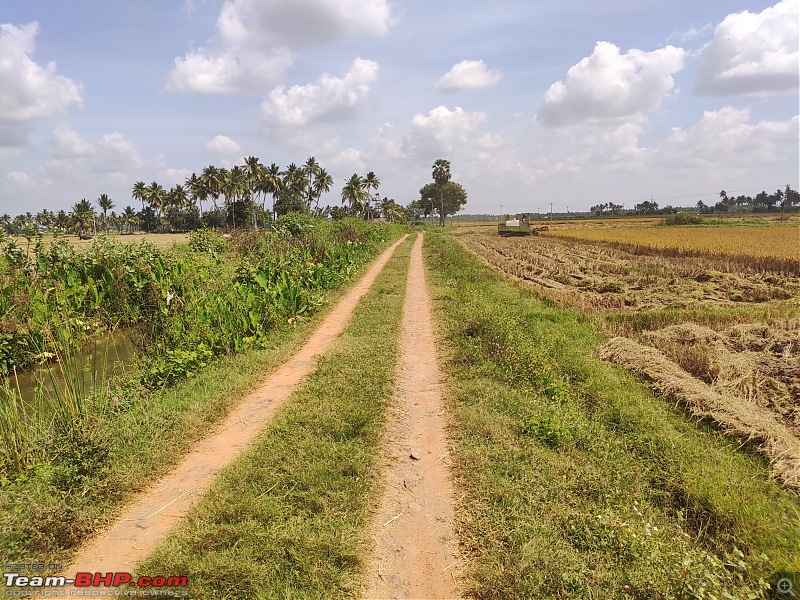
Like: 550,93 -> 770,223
188,228 -> 228,254
661,212 -> 706,226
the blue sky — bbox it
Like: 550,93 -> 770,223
1,0 -> 797,216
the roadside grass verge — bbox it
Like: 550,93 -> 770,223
136,235 -> 413,597
425,234 -> 799,599
0,229 -> 407,566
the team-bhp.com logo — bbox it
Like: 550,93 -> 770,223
4,572 -> 188,597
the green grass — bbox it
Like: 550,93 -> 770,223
136,235 -> 413,598
425,233 -> 799,599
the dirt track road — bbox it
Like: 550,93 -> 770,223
365,233 -> 461,599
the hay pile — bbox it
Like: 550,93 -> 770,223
599,336 -> 800,488
641,322 -> 800,437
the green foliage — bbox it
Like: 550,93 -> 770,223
661,212 -> 706,226
143,345 -> 213,389
0,219 -> 403,481
187,227 -> 228,254
520,408 -> 568,448
274,212 -> 315,237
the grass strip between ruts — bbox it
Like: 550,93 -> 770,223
424,233 -> 799,599
136,234 -> 413,598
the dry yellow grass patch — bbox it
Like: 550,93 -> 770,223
546,225 -> 800,261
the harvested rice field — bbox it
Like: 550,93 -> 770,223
460,231 -> 800,311
459,226 -> 800,488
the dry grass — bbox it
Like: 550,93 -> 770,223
13,232 -> 189,251
546,225 -> 800,263
459,233 -> 800,312
599,336 -> 800,488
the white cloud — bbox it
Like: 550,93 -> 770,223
7,171 -> 33,188
536,41 -> 685,128
694,0 -> 799,96
45,124 -> 143,176
204,134 -> 242,166
660,107 -> 799,168
477,133 -> 508,150
365,123 -> 406,161
402,106 -> 486,159
0,22 -> 83,146
261,58 -> 378,129
166,48 -> 292,94
166,0 -> 391,94
436,60 -> 502,92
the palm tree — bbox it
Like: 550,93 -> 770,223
259,163 -> 284,219
200,165 -> 223,211
283,163 -> 310,210
186,173 -> 207,215
71,199 -> 95,237
243,156 -> 264,229
132,181 -> 148,232
97,194 -> 114,232
225,166 -> 248,230
121,206 -> 139,234
341,174 -> 370,217
364,171 -> 381,219
145,182 -> 167,231
381,198 -> 405,223
432,159 -> 451,226
311,167 -> 333,214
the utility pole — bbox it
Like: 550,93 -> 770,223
549,202 -> 553,220
500,204 -> 503,220
537,206 -> 541,220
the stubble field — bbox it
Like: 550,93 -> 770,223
459,223 -> 800,487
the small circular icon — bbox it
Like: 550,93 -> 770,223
777,578 -> 794,596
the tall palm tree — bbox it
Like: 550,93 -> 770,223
283,163 -> 310,212
121,206 -> 139,234
185,173 -> 207,215
225,166 -> 248,230
311,167 -> 334,213
364,171 -> 381,219
145,182 -> 167,231
97,194 -> 114,232
243,156 -> 264,229
259,163 -> 283,218
341,174 -> 369,217
132,181 -> 148,232
71,199 -> 95,237
432,159 -> 451,226
200,165 -> 223,211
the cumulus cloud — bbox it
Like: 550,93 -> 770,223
436,60 -> 502,91
694,0 -> 799,96
204,134 -> 242,166
167,0 -> 391,94
402,106 -> 486,159
166,48 -> 292,94
536,41 -> 685,128
660,107 -> 799,168
0,22 -> 83,145
261,58 -> 378,129
365,123 -> 406,161
45,124 -> 143,176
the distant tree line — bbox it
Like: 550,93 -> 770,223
0,156 -> 422,237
